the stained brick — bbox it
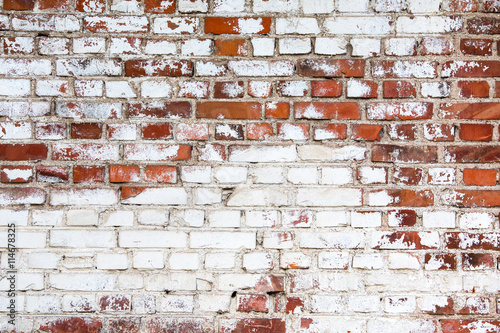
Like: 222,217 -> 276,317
372,145 -> 438,163
457,81 -> 490,97
125,60 -> 193,77
205,17 -> 272,34
299,59 -> 365,77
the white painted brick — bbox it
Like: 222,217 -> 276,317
214,167 -> 248,183
280,252 -> 311,269
384,296 -> 416,313
297,188 -> 362,207
66,210 -> 99,226
276,18 -> 320,34
351,211 -> 382,228
408,0 -> 442,12
4,37 -> 34,53
121,188 -> 187,205
111,0 -> 142,12
39,37 -> 69,55
119,231 -> 187,248
315,38 -> 348,55
385,38 -> 418,56
218,274 -> 277,291
316,211 -> 349,227
298,145 -> 366,162
25,295 -> 61,313
170,253 -> 199,270
422,211 -> 456,228
96,253 -> 128,270
74,80 -> 103,97
73,37 -> 106,53
182,209 -> 205,227
251,38 -> 275,57
36,80 -> 69,97
321,167 -> 353,185
419,295 -> 452,313
195,188 -> 222,205
299,317 -> 363,333
49,273 -> 115,291
263,232 -> 294,249
105,81 -> 136,98
145,272 -> 197,291
228,60 -> 294,77
0,209 -> 28,226
205,252 -> 235,269
138,209 -> 169,226
396,16 -> 462,34
0,121 -> 32,139
144,40 -> 176,55
301,232 -> 364,249
245,210 -> 278,227
374,0 -> 406,12
160,295 -> 194,312
141,81 -> 172,98
358,167 -> 387,184
154,17 -> 198,34
310,295 -> 344,313
351,38 -> 381,57
0,79 -> 30,97
132,296 -> 155,314
338,0 -> 370,11
325,17 -> 392,35
459,212 -> 494,229
227,187 -> 290,207
214,0 -> 245,12
28,253 -> 59,269
388,253 -> 421,269
254,0 -> 299,12
277,80 -> 308,97
353,253 -> 384,269
0,232 -> 46,248
349,295 -> 381,312
103,210 -> 134,227
282,210 -> 312,228
301,0 -> 335,13
199,294 -> 231,312
253,167 -> 285,184
133,251 -> 165,269
181,39 -> 213,56
421,82 -> 450,98
62,295 -> 96,312
243,252 -> 273,270
208,210 -> 240,228
428,168 -> 455,185
178,0 -> 208,12
181,166 -> 211,183
191,232 -> 256,249
196,61 -> 227,76
279,38 -> 311,55
288,167 -> 318,184
50,230 -> 115,248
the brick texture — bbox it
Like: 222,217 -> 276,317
1,1 -> 500,332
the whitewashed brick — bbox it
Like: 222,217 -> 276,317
154,17 -> 198,34
358,167 -> 387,184
160,295 -> 194,312
263,232 -> 294,249
351,38 -> 381,57
214,167 -> 247,183
254,0 -> 299,12
73,37 -> 105,53
199,294 -> 231,312
421,82 -> 451,98
301,0 -> 335,13
325,17 -> 392,35
459,212 -> 494,229
396,16 -> 462,34
228,60 -> 294,77
316,211 -> 349,227
28,253 -> 59,269
195,61 -> 227,76
297,188 -> 362,207
133,251 -> 165,269
351,212 -> 382,228
208,210 -> 240,228
321,167 -> 353,185
428,168 -> 455,185
388,253 -> 421,269
349,296 -> 381,312
25,295 -> 61,313
96,253 -> 128,270
276,18 -> 319,34
315,38 -> 348,55
138,210 -> 169,225
214,0 -> 245,12
338,0 -> 370,11
195,188 -> 222,205
280,252 -> 311,269
74,80 -> 103,97
50,230 -> 115,248
0,79 -> 30,97
105,81 -> 136,98
310,295 -> 344,313
170,253 -> 199,270
182,209 -> 205,227
0,209 -> 28,226
353,253 -> 384,269
141,81 -> 172,98
49,273 -> 115,291
121,188 -> 187,205
253,167 -> 285,183
182,39 -> 212,56
279,38 -> 311,54
191,232 -> 256,249
205,252 -> 235,269
298,145 -> 366,162
385,38 -> 418,56
243,252 -> 273,271
227,187 -> 290,207
251,38 -> 275,57
288,167 -> 318,184
178,0 -> 208,12
62,295 -> 96,312
103,210 -> 134,227
4,37 -> 34,53
384,296 -> 416,313
422,211 -> 456,228
144,40 -> 176,55
39,37 -> 69,55
181,166 -> 211,183
374,0 -> 406,12
36,80 -> 69,97
119,231 -> 187,248
245,210 -> 278,227
408,0 -> 442,12
301,232 -> 364,249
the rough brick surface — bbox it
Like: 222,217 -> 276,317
1,1 -> 499,331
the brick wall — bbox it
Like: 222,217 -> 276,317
1,0 -> 500,331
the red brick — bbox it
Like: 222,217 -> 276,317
0,144 -> 48,161
128,102 -> 191,119
198,102 -> 261,119
311,81 -> 342,97
496,81 -> 500,97
144,0 -> 174,13
459,123 -> 493,141
458,81 -> 490,97
388,124 -> 417,140
383,81 -> 416,98
38,318 -> 103,333
142,123 -> 173,139
215,123 -> 244,140
147,318 -> 213,333
71,123 -> 102,139
278,123 -> 309,140
214,81 -> 244,98
299,59 -> 365,77
205,17 -> 271,34
295,102 -> 360,120
372,145 -> 438,163
425,253 -> 457,270
393,168 -> 423,186
421,38 -> 454,55
462,253 -> 495,270
442,60 -> 500,77
468,18 -> 500,34
463,168 -> 497,185
484,0 -> 500,12
221,319 -> 285,333
424,124 -> 455,141
125,60 -> 193,77
75,0 -> 105,11
445,190 -> 500,207
255,275 -> 285,292
177,123 -> 209,141
247,123 -> 273,140
99,295 -> 131,312
3,0 -> 34,10
144,166 -> 176,183
369,189 -> 434,207
108,318 -> 141,333
442,320 -> 500,333
286,297 -> 304,314
314,124 -> 347,140
444,145 -> 500,162
215,39 -> 248,56
74,166 -> 104,183
460,39 -> 492,55
39,0 -> 69,9
372,231 -> 438,249
1,165 -> 32,183
237,294 -> 269,312
352,124 -> 383,141
422,297 -> 454,315
387,210 -> 418,226
110,165 -> 140,183
37,166 -> 69,183
441,103 -> 500,119
447,0 -> 477,11
446,232 -> 500,249
368,102 -> 433,120
265,102 -> 289,119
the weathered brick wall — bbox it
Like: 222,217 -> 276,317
1,0 -> 500,331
